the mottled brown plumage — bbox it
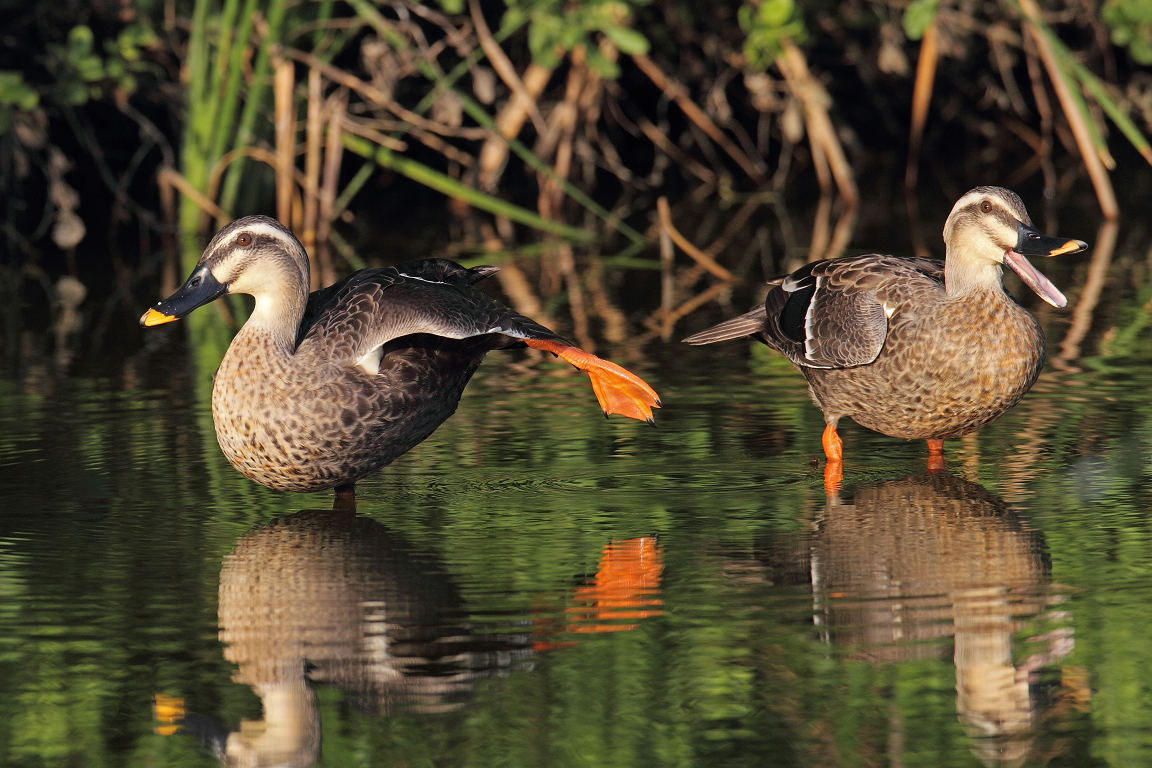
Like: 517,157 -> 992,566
141,216 -> 659,493
684,187 -> 1087,463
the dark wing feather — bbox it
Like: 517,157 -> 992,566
764,254 -> 944,369
296,261 -> 567,366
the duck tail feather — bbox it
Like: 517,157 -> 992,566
682,307 -> 766,345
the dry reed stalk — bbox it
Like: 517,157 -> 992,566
1056,219 -> 1118,365
1017,0 -> 1118,219
826,201 -> 857,261
905,20 -> 939,190
632,53 -> 767,185
700,198 -> 762,260
478,61 -> 554,189
493,260 -> 556,329
157,166 -> 229,224
283,48 -> 488,141
555,243 -> 594,350
536,49 -> 586,219
809,195 -> 857,263
775,42 -> 857,205
1022,41 -> 1059,196
468,0 -> 546,135
659,210 -> 674,339
273,59 -> 297,226
583,262 -> 629,345
656,197 -> 733,281
636,117 -> 718,186
641,280 -> 735,343
303,67 -> 324,288
808,193 -> 831,263
316,91 -> 348,288
206,146 -> 296,210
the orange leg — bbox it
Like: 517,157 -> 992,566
821,424 -> 843,461
926,438 -> 944,473
822,424 -> 843,495
522,338 -> 661,423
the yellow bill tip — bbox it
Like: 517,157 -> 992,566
140,308 -> 178,326
1049,239 -> 1088,257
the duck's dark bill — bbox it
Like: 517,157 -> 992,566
1014,222 -> 1088,258
1003,250 -> 1067,309
138,265 -> 227,327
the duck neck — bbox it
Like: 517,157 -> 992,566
238,244 -> 310,352
943,241 -> 1004,301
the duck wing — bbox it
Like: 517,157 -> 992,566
765,254 -> 943,369
298,259 -> 660,422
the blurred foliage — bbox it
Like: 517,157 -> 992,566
739,0 -> 806,69
1103,0 -> 1152,64
44,24 -> 159,108
503,0 -> 651,76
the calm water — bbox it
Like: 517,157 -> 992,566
4,206 -> 1152,767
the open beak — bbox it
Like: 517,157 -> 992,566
1002,222 -> 1088,310
139,266 -> 227,326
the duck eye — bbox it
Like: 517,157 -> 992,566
237,233 -> 251,246
980,201 -> 992,213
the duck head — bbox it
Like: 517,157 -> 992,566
140,216 -> 309,328
941,186 -> 1087,309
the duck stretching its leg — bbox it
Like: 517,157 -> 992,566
142,216 -> 659,497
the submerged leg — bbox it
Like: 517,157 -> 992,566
333,483 -> 357,512
822,423 -> 843,495
521,338 -> 661,423
926,439 -> 945,473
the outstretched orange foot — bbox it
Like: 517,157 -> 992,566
523,338 -> 661,423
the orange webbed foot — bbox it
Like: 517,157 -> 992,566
523,338 -> 661,423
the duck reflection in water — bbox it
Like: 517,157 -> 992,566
153,508 -> 663,767
762,473 -> 1080,766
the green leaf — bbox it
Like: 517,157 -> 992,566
758,0 -> 795,28
586,46 -> 621,78
0,72 -> 39,111
601,24 -> 648,56
66,26 -> 95,59
76,55 -> 105,82
903,0 -> 939,41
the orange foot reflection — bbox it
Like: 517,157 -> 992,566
533,537 -> 663,652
